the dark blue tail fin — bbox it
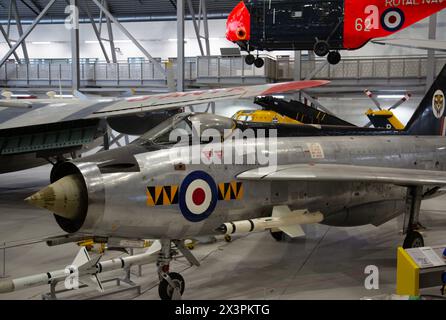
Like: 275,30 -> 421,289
406,64 -> 446,135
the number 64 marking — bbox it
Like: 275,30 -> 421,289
355,5 -> 379,32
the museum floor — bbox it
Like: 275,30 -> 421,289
0,165 -> 444,300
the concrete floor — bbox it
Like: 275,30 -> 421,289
0,165 -> 445,300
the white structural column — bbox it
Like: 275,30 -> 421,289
426,14 -> 437,92
293,51 -> 302,101
71,0 -> 80,91
177,0 -> 185,92
294,51 -> 301,81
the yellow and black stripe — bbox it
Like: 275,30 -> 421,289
218,181 -> 244,201
146,185 -> 179,206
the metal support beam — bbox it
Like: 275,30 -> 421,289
305,60 -> 328,81
0,24 -> 21,62
200,0 -> 210,56
80,1 -> 110,63
177,0 -> 185,91
293,51 -> 302,101
187,0 -> 204,56
19,0 -> 42,15
426,14 -> 437,92
12,0 -> 29,64
104,0 -> 117,63
0,0 -> 57,68
186,0 -> 210,57
70,0 -> 80,91
294,51 -> 301,81
91,0 -> 166,76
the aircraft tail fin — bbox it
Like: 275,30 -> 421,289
405,64 -> 446,136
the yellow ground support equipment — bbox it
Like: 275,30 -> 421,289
396,246 -> 446,296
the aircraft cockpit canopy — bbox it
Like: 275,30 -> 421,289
136,113 -> 236,146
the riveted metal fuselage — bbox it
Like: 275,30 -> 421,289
68,134 -> 446,240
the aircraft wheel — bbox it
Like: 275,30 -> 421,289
159,272 -> 185,300
224,234 -> 232,243
327,51 -> 341,65
254,57 -> 264,68
313,41 -> 330,57
270,230 -> 285,242
245,54 -> 255,65
403,231 -> 424,249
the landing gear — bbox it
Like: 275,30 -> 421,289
327,51 -> 341,65
402,186 -> 425,249
245,51 -> 264,68
156,239 -> 200,300
158,272 -> 185,300
270,229 -> 285,242
403,230 -> 424,249
254,57 -> 264,68
313,40 -> 330,57
245,54 -> 255,65
313,41 -> 342,65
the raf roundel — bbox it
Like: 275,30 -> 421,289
380,8 -> 405,32
179,171 -> 218,222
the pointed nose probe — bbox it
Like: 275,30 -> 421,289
25,174 -> 86,220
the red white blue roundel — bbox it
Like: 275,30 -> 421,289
179,171 -> 218,222
381,8 -> 405,32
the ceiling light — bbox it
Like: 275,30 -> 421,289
377,94 -> 406,99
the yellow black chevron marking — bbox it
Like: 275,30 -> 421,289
218,181 -> 244,201
146,185 -> 179,206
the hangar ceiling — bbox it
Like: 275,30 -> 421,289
0,0 -> 239,21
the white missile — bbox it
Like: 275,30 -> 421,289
0,240 -> 161,294
217,206 -> 323,237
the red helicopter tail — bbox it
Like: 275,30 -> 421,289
344,0 -> 446,50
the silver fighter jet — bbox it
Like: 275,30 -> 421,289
15,64 -> 446,299
0,80 -> 325,173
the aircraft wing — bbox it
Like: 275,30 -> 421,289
0,80 -> 328,130
237,163 -> 446,186
89,80 -> 329,118
371,38 -> 446,52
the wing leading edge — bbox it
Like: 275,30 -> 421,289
237,163 -> 446,186
90,80 -> 330,118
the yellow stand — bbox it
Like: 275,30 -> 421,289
396,247 -> 420,296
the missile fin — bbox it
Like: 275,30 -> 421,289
279,224 -> 305,238
145,240 -> 161,255
72,247 -> 91,268
272,205 -> 294,218
79,274 -> 104,292
72,247 -> 102,274
77,254 -> 101,273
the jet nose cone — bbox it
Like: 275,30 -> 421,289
25,174 -> 87,220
